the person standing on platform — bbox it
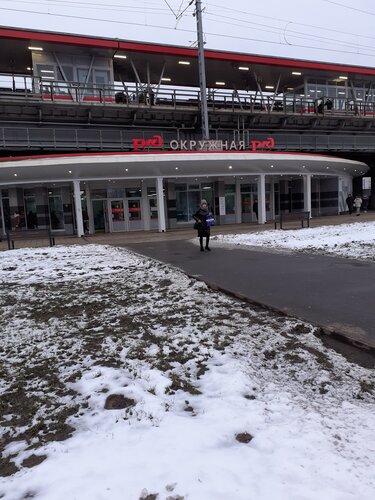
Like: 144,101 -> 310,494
353,195 -> 362,216
13,211 -> 21,229
346,194 -> 354,215
193,199 -> 214,252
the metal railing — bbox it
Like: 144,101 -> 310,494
1,73 -> 375,117
2,127 -> 375,152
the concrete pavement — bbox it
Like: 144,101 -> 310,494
123,238 -> 375,351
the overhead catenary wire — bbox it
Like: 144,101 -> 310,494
1,0 -> 172,15
3,0 -> 375,46
206,1 -> 375,44
321,0 -> 375,17
204,12 -> 375,54
2,1 -> 375,59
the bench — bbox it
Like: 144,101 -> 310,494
6,229 -> 56,250
274,211 -> 310,230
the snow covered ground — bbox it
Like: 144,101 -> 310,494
212,220 -> 375,261
0,223 -> 375,500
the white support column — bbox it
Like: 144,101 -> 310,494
156,177 -> 166,232
73,180 -> 84,237
235,177 -> 242,224
269,178 -> 275,220
303,174 -> 312,217
257,174 -> 266,224
142,183 -> 150,231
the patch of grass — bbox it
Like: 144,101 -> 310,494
284,353 -> 304,364
167,374 -> 201,396
21,454 -> 47,468
263,349 -> 277,360
0,457 -> 19,477
359,381 -> 374,394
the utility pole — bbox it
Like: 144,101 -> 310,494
195,0 -> 209,141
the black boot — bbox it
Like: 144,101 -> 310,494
200,236 -> 204,251
205,236 -> 211,251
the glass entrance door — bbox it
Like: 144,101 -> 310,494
241,193 -> 258,222
109,199 -> 126,232
92,200 -> 107,232
127,199 -> 142,230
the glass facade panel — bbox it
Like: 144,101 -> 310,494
25,196 -> 38,229
128,200 -> 141,220
225,184 -> 236,214
49,196 -> 64,230
77,68 -> 92,84
241,184 -> 252,193
61,66 -> 74,81
188,191 -> 201,221
147,188 -> 158,219
126,187 -> 142,198
176,191 -> 187,222
225,194 -> 235,214
241,193 -> 252,213
91,189 -> 107,199
108,188 -> 125,198
175,183 -> 210,222
94,70 -> 110,85
92,200 -> 105,231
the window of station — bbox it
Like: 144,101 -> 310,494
108,188 -> 125,199
147,187 -> 158,219
24,188 -> 38,229
48,188 -> 64,230
37,64 -> 56,78
37,64 -> 56,92
201,183 -> 214,208
240,183 -> 257,221
224,184 -> 236,214
126,187 -> 142,198
77,68 -> 93,84
54,66 -> 74,95
94,70 -> 110,86
91,189 -> 107,199
175,183 -> 214,222
1,190 -> 11,231
61,66 -> 74,82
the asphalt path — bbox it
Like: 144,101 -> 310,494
123,239 -> 375,351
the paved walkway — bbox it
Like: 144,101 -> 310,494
123,238 -> 375,350
2,213 -> 375,351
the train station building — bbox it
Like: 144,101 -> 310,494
0,26 -> 372,236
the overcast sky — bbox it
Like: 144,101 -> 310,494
2,0 -> 375,66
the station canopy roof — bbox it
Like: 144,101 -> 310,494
2,26 -> 375,93
0,152 -> 369,185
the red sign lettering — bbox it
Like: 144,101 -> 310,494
132,135 -> 163,151
250,137 -> 275,152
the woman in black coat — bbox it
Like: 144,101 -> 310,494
193,199 -> 212,251
346,194 -> 354,215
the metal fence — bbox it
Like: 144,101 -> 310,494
1,73 -> 375,117
1,126 -> 375,152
